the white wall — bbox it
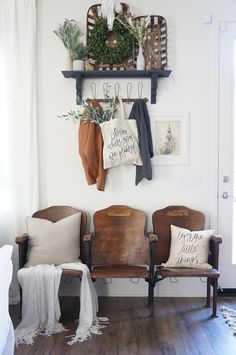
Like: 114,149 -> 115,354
37,0 -> 236,297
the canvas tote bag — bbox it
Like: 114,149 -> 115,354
100,98 -> 143,169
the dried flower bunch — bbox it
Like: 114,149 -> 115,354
118,15 -> 150,47
59,99 -> 117,125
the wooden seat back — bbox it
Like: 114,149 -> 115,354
92,205 -> 148,266
152,205 -> 205,265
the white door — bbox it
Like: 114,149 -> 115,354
218,21 -> 236,288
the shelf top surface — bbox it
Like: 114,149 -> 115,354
62,69 -> 171,79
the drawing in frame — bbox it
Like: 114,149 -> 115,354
151,113 -> 189,165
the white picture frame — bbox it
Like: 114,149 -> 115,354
150,113 -> 189,165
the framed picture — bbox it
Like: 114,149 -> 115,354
150,113 -> 189,165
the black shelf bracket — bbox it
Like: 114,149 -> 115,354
151,71 -> 159,104
75,73 -> 82,104
62,69 -> 171,104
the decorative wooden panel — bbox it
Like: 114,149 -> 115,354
134,15 -> 168,70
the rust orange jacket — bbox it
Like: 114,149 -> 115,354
78,99 -> 107,191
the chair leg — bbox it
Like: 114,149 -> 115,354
147,281 -> 155,315
212,278 -> 218,318
206,277 -> 211,307
148,281 -> 152,307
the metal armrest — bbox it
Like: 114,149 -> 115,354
15,233 -> 29,245
209,234 -> 222,269
147,232 -> 158,243
83,233 -> 92,242
83,232 -> 93,270
210,235 -> 222,244
15,233 -> 29,269
147,232 -> 158,279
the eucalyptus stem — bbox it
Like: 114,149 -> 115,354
117,16 -> 150,47
58,99 -> 117,125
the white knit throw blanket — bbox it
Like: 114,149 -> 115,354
221,306 -> 236,335
15,263 -> 108,346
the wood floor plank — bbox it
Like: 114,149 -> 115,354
10,297 -> 236,355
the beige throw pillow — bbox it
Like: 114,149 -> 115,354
25,212 -> 81,266
161,224 -> 214,269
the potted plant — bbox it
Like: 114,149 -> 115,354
53,19 -> 84,70
71,43 -> 88,71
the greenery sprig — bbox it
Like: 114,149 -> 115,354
58,99 -> 117,125
72,43 -> 87,60
117,16 -> 150,47
54,19 -> 87,60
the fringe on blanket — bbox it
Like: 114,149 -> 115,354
221,306 -> 236,335
15,323 -> 67,347
15,263 -> 109,346
67,317 -> 109,345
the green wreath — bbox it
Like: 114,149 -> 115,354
88,18 -> 133,64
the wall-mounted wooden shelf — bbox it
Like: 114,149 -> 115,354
62,69 -> 171,104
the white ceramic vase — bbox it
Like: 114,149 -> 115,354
73,59 -> 85,71
136,46 -> 145,70
65,53 -> 73,70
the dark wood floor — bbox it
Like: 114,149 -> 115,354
10,297 -> 236,355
